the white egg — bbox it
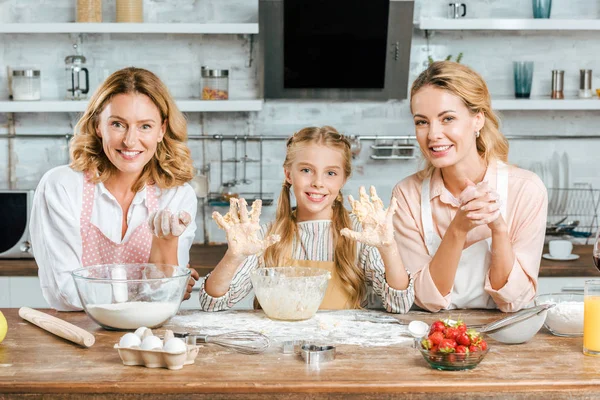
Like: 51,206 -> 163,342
134,327 -> 150,339
140,335 -> 163,351
163,338 -> 187,354
119,332 -> 141,348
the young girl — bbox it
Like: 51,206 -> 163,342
31,67 -> 199,311
392,61 -> 547,313
198,126 -> 414,313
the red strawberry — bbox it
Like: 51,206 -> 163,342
428,331 -> 445,346
456,321 -> 467,334
444,327 -> 459,341
469,344 -> 480,352
456,332 -> 471,347
439,338 -> 457,353
429,320 -> 446,334
479,339 -> 488,351
455,345 -> 468,353
430,344 -> 439,353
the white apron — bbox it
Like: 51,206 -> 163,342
420,161 -> 508,310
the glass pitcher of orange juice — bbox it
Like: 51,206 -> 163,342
584,280 -> 600,356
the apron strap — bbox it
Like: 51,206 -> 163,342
420,176 -> 437,255
80,172 -> 96,226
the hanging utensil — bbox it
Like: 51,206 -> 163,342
241,137 -> 252,184
174,330 -> 270,355
19,307 -> 95,348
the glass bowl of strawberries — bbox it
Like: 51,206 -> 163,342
418,319 -> 489,371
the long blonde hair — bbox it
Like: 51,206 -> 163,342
263,126 -> 365,308
70,67 -> 194,192
411,61 -> 509,179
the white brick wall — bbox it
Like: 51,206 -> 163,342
1,0 -> 599,243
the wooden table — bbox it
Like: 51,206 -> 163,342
2,244 -> 599,278
1,308 -> 599,399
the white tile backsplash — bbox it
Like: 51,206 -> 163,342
1,0 -> 600,243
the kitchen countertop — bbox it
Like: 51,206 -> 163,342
1,308 -> 599,399
2,244 -> 598,278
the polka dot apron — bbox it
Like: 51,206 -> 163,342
80,174 -> 158,267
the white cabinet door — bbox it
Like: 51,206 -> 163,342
0,277 -> 10,307
538,277 -> 590,294
9,277 -> 50,308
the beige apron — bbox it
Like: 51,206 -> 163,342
286,257 -> 353,310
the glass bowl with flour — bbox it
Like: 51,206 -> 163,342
535,292 -> 584,337
72,264 -> 190,330
250,266 -> 331,321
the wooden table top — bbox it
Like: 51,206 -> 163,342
1,308 -> 599,399
2,244 -> 599,278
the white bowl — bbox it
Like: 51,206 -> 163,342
534,293 -> 584,337
487,309 -> 547,344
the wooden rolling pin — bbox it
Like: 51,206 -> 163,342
18,307 -> 95,348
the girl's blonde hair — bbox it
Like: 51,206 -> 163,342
70,67 -> 194,192
263,126 -> 365,308
410,61 -> 509,179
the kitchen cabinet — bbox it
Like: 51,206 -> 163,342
0,277 -> 48,308
538,276 -> 589,294
1,308 -> 600,399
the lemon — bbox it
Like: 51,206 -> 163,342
0,311 -> 7,344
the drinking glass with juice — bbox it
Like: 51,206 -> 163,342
584,280 -> 600,356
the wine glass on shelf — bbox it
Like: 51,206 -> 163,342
594,225 -> 600,271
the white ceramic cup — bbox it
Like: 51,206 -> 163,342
549,240 -> 573,259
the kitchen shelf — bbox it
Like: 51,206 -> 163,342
0,99 -> 264,113
491,96 -> 600,110
417,18 -> 600,31
0,23 -> 259,34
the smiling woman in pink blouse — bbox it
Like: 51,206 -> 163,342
392,61 -> 547,313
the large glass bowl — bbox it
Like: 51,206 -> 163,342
535,292 -> 584,337
418,347 -> 489,371
72,263 -> 190,330
250,266 -> 331,321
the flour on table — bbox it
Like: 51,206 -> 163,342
167,310 -> 413,347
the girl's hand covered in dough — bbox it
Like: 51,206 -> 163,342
212,198 -> 280,258
148,209 -> 192,239
341,186 -> 398,249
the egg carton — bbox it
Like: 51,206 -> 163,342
114,343 -> 199,370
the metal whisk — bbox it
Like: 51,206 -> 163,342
175,331 -> 270,355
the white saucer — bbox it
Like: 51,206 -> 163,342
542,253 -> 580,261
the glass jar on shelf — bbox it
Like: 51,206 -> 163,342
11,69 -> 41,101
201,66 -> 229,100
220,181 -> 239,202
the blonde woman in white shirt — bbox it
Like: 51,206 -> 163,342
31,67 -> 199,311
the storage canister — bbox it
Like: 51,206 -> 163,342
77,0 -> 102,23
201,66 -> 229,100
116,0 -> 143,23
12,69 -> 41,101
